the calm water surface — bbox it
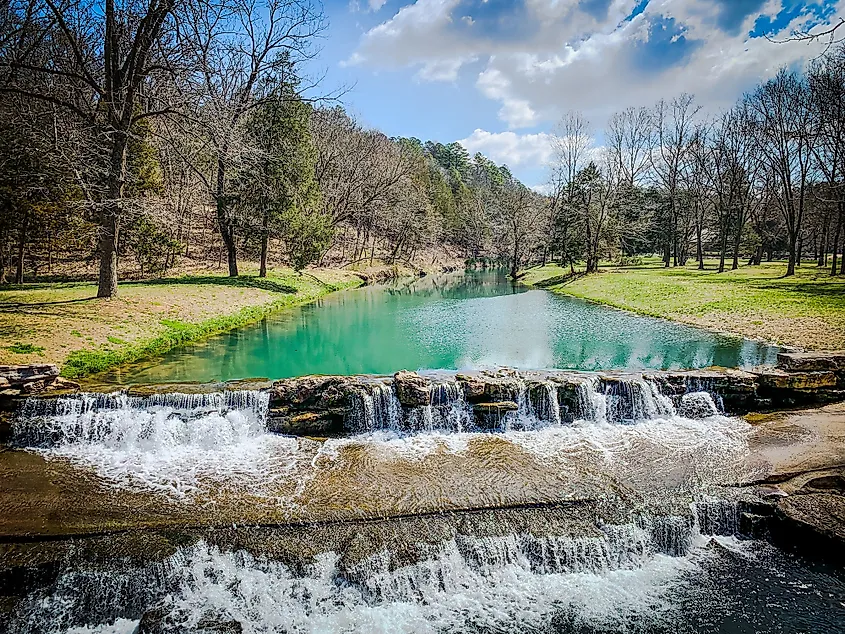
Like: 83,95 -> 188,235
112,270 -> 779,383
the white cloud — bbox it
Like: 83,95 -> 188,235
459,129 -> 554,167
349,0 -> 845,129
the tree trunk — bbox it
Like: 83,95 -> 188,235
786,237 -> 797,277
696,222 -> 704,270
0,231 -> 6,284
731,213 -> 743,271
97,131 -> 128,298
15,214 -> 27,285
718,220 -> 727,274
754,243 -> 764,267
259,208 -> 269,278
216,157 -> 238,277
831,209 -> 842,276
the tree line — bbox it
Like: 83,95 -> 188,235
543,44 -> 845,278
0,0 -> 546,296
1,0 -> 842,297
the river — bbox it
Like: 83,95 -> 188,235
107,270 -> 778,383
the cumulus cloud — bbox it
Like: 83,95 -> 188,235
349,0 -> 845,128
459,129 -> 554,167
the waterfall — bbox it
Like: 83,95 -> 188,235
571,376 -> 723,425
406,380 -> 473,433
694,499 -> 740,537
348,383 -> 402,433
576,376 -> 607,422
528,381 -> 562,426
4,503 -> 752,634
13,390 -> 270,448
12,390 -> 281,496
680,376 -> 726,412
678,391 -> 720,419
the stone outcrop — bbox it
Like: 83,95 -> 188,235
393,370 -> 431,407
756,368 -> 838,390
772,493 -> 845,565
267,375 -> 363,436
0,364 -> 78,396
776,350 -> 845,372
254,359 -> 845,437
473,401 -> 519,428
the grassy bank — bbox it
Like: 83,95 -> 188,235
0,266 -> 362,379
521,259 -> 845,351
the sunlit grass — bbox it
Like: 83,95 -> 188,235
522,258 -> 845,350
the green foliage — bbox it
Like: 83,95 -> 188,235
281,207 -> 334,271
4,342 -> 45,354
126,118 -> 163,197
237,88 -> 323,269
123,215 -> 181,277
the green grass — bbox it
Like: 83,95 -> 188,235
521,258 -> 845,350
4,342 -> 45,355
60,272 -> 361,379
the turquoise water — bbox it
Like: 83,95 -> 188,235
110,271 -> 779,383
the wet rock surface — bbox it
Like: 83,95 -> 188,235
773,493 -> 845,564
393,370 -> 431,406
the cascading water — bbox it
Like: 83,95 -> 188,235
347,383 -> 402,433
7,373 -> 839,633
12,390 -> 293,497
1,503 -> 751,634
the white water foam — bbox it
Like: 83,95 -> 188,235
97,538 -> 707,634
16,391 -> 303,497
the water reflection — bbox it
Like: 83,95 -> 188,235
111,270 -> 779,383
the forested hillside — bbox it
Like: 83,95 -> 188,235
0,0 -> 843,297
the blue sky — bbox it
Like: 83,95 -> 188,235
306,0 -> 841,187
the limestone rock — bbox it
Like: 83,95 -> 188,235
456,374 -> 485,401
267,410 -> 343,436
773,493 -> 845,564
271,375 -> 356,409
776,351 -> 845,372
473,401 -> 518,429
756,368 -> 837,390
0,364 -> 59,386
393,371 -> 431,407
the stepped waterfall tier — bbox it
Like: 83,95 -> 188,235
2,368 -> 845,632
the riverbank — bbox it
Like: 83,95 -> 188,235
521,260 -> 845,351
0,266 -> 363,379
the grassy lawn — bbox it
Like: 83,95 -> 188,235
0,266 -> 362,378
521,258 -> 845,351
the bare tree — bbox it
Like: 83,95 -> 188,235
1,0 -> 179,296
648,94 -> 700,267
809,45 -> 845,275
548,111 -> 592,271
177,0 -> 325,277
745,69 -> 815,276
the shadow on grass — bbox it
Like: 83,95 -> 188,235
534,272 -> 587,288
0,296 -> 97,310
123,275 -> 299,294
